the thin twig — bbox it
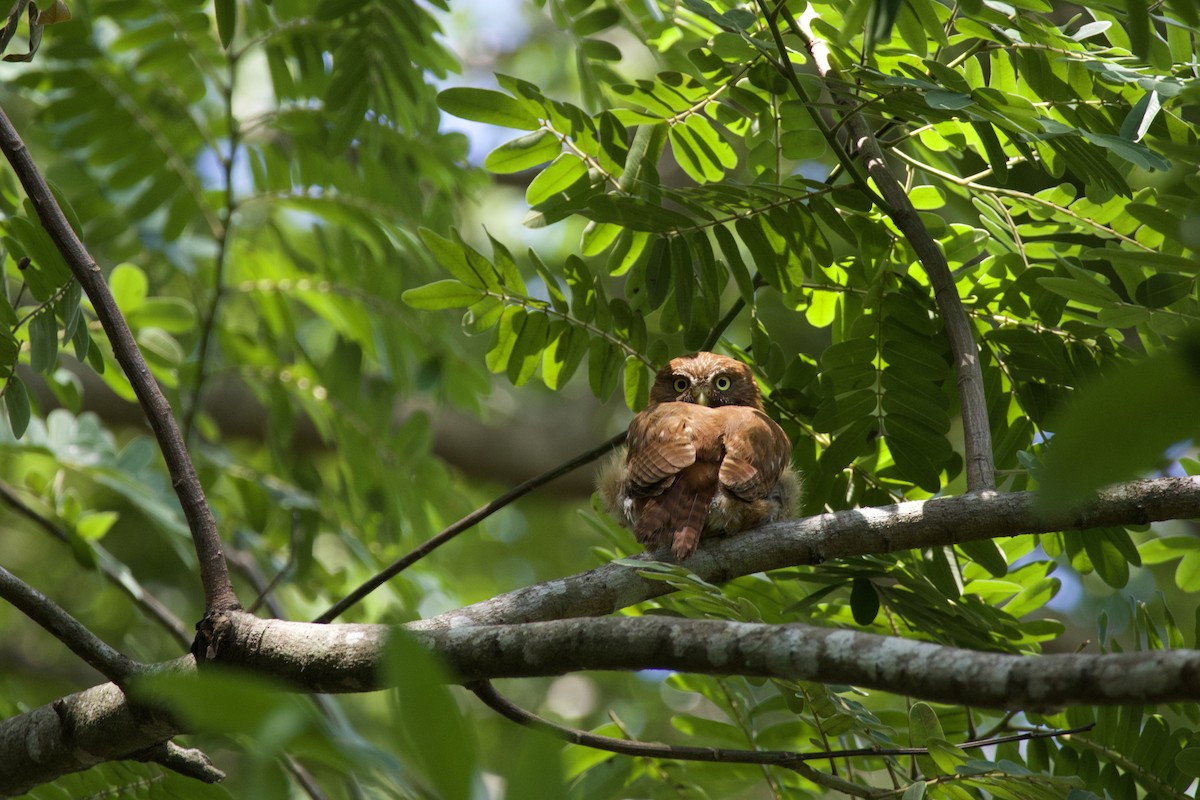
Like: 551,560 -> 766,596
314,432 -> 626,623
0,103 -> 240,615
0,479 -> 191,646
183,55 -> 240,444
0,564 -> 143,684
469,680 -> 1093,773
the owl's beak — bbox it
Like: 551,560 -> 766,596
694,388 -> 710,406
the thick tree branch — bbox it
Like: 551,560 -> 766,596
419,616 -> 1200,706
784,6 -> 996,492
414,476 -> 1200,629
2,602 -> 1196,793
0,104 -> 239,615
0,564 -> 143,684
3,476 -> 1198,793
0,668 -> 186,796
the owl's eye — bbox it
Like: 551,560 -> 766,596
714,375 -> 732,391
672,376 -> 690,393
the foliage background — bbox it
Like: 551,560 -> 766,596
0,0 -> 1198,797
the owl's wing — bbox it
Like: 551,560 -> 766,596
718,407 -> 791,500
624,402 -> 705,493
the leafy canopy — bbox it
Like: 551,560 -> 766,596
0,0 -> 1198,797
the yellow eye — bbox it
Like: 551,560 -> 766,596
715,375 -> 732,391
672,377 -> 689,393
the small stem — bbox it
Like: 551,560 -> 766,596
184,58 -> 240,443
315,432 -> 626,622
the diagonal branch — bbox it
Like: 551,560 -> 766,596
0,564 -> 143,684
412,476 -> 1200,629
781,6 -> 996,492
0,479 -> 191,646
314,432 -> 625,623
468,679 -> 1094,770
0,104 -> 239,616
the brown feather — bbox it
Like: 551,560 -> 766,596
601,352 -> 797,560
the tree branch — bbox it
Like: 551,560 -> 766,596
783,6 -> 996,492
417,617 -> 1200,707
468,680 -> 1094,770
3,476 -> 1198,792
0,104 -> 239,615
0,665 -> 187,796
314,432 -> 625,623
413,476 -> 1200,629
0,564 -> 143,684
132,741 -> 225,784
0,478 -> 191,647
1,602 -> 1193,793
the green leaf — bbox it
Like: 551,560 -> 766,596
1038,276 -> 1120,308
1040,341 -> 1200,509
4,375 -> 30,437
484,130 -> 562,174
1175,747 -> 1200,778
813,388 -> 876,432
486,306 -> 525,374
588,338 -> 622,400
1082,531 -> 1129,588
1079,131 -> 1170,172
1003,576 -> 1060,617
1125,0 -> 1151,58
543,323 -> 588,390
419,228 -> 496,288
623,355 -> 649,410
959,539 -> 1008,577
402,280 -> 484,310
381,632 -> 477,800
574,6 -> 619,36
437,87 -> 541,130
714,224 -> 755,303
215,0 -> 236,49
526,155 -> 589,206
1083,247 -> 1198,273
29,311 -> 58,374
910,702 -> 944,745
507,311 -> 549,386
910,185 -> 946,210
1176,551 -> 1200,592
109,263 -> 148,311
76,511 -> 120,542
126,298 -> 198,334
850,576 -> 879,624
1134,274 -> 1192,308
499,728 -> 568,800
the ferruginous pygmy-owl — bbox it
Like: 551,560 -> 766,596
599,352 -> 799,560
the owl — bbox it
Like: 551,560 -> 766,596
599,352 -> 799,560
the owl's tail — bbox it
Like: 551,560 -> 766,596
635,462 -> 718,560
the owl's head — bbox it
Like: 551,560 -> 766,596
649,352 -> 762,409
